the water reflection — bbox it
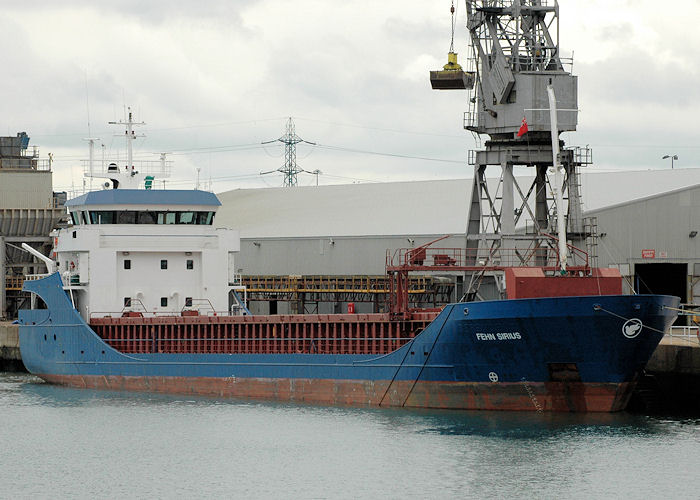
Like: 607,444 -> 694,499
3,371 -> 700,498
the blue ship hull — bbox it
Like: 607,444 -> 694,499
18,273 -> 679,411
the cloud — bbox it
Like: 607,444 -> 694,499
0,0 -> 698,194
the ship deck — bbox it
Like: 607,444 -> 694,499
90,312 -> 440,356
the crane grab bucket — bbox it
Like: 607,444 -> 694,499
430,52 -> 475,90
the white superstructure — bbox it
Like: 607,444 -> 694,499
55,189 -> 243,320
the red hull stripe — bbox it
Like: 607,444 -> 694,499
38,374 -> 634,412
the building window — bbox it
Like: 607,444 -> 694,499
124,297 -> 131,307
124,259 -> 131,270
160,297 -> 168,307
185,297 -> 192,307
160,260 -> 168,270
186,259 -> 194,270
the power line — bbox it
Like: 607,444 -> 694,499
312,143 -> 465,164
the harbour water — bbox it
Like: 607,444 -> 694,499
1,372 -> 699,499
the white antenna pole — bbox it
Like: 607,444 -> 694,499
88,138 -> 94,178
547,85 -> 567,273
196,167 -> 201,190
109,106 -> 144,174
82,137 -> 100,191
126,107 -> 134,169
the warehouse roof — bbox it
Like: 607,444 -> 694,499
215,168 -> 700,238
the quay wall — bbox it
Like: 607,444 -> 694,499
0,322 -> 24,371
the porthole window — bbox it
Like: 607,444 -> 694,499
186,259 -> 193,270
124,259 -> 131,270
161,297 -> 168,307
124,297 -> 131,307
185,297 -> 192,307
160,260 -> 168,270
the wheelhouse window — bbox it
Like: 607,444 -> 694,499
86,210 -> 215,225
158,212 -> 177,224
178,212 -> 195,224
137,211 -> 157,224
90,211 -> 115,224
197,212 -> 214,225
116,211 -> 137,224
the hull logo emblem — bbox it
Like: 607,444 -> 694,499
622,318 -> 643,339
488,372 -> 499,382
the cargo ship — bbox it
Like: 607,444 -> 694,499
16,116 -> 679,411
16,1 -> 682,411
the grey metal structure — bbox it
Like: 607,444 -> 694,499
0,133 -> 65,319
457,0 -> 594,298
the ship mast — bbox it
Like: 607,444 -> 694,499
109,107 -> 145,172
82,109 -> 171,190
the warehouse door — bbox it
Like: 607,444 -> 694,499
635,263 -> 687,324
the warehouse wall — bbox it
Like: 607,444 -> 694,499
0,170 -> 54,208
236,234 -> 468,276
588,185 -> 700,302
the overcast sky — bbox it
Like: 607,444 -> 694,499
1,0 -> 699,193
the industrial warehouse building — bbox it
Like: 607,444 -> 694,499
215,168 -> 700,314
2,151 -> 699,317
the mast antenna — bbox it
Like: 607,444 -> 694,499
109,106 -> 145,171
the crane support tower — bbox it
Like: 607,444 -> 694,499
450,0 -> 596,299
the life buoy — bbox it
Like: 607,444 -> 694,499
69,261 -> 76,271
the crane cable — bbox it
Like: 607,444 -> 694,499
449,1 -> 456,53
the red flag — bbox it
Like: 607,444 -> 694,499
517,117 -> 528,137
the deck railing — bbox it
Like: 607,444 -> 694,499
668,326 -> 700,341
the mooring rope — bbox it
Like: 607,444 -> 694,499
399,314 -> 452,407
593,304 -> 668,335
377,336 -> 417,407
